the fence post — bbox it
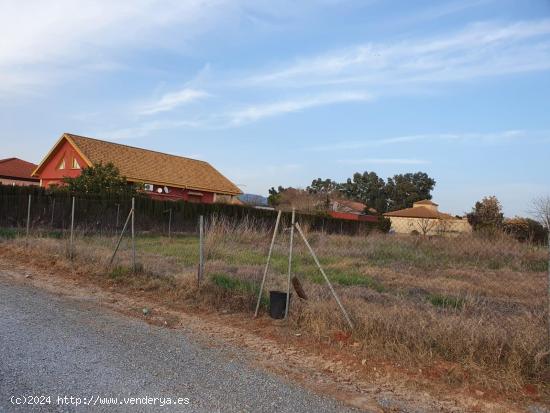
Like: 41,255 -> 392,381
50,198 -> 55,227
69,196 -> 75,259
25,194 -> 31,246
285,208 -> 296,320
198,215 -> 204,287
131,197 -> 136,273
168,208 -> 172,239
115,203 -> 120,229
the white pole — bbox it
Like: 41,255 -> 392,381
69,196 -> 75,259
168,208 -> 172,239
131,197 -> 136,273
295,222 -> 354,330
25,194 -> 31,246
284,208 -> 296,320
254,210 -> 282,318
198,215 -> 204,286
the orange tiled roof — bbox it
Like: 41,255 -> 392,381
384,206 -> 454,219
35,134 -> 242,195
0,158 -> 39,181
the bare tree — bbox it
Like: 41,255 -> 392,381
531,196 -> 550,357
531,196 -> 550,229
413,217 -> 441,236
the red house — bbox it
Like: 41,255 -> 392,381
32,133 -> 242,203
0,158 -> 40,186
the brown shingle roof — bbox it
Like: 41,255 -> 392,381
0,158 -> 39,181
384,206 -> 454,219
35,134 -> 242,195
413,199 -> 438,206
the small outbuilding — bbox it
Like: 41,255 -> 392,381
383,200 -> 471,235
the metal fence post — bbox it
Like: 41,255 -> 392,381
131,197 -> 136,273
50,198 -> 55,227
25,194 -> 31,246
285,208 -> 296,320
198,215 -> 204,287
168,208 -> 172,239
69,196 -> 75,259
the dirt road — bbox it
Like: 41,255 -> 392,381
0,275 -> 357,412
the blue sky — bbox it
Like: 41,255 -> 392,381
1,0 -> 549,216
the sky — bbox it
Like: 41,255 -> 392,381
1,0 -> 550,217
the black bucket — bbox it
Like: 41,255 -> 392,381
269,290 -> 291,319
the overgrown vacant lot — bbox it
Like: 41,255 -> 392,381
2,219 -> 548,394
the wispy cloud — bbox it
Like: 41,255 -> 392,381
311,130 -> 528,151
245,19 -> 550,89
227,92 -> 371,125
138,88 -> 209,115
100,119 -> 201,140
338,158 -> 430,165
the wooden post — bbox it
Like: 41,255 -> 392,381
131,197 -> 136,273
198,215 -> 204,287
69,196 -> 75,259
295,222 -> 354,329
25,194 -> 31,246
254,210 -> 282,318
284,208 -> 296,320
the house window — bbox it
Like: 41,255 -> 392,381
58,159 -> 66,170
72,158 -> 80,169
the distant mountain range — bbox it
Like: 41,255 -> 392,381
238,193 -> 268,206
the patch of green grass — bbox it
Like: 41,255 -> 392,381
136,236 -> 198,266
211,273 -> 256,294
428,293 -> 465,310
0,228 -> 19,239
308,269 -> 385,292
109,265 -> 131,279
522,258 -> 547,272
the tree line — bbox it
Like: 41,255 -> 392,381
269,171 -> 436,214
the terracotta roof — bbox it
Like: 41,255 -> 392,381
34,134 -> 242,195
334,199 -> 367,213
413,199 -> 438,206
384,206 -> 454,219
0,158 -> 39,181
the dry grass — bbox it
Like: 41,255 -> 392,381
2,217 -> 548,393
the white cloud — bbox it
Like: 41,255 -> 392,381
245,19 -> 550,89
228,92 -> 371,125
100,119 -> 201,140
0,0 -> 293,97
338,158 -> 429,165
311,130 -> 529,151
138,88 -> 209,115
